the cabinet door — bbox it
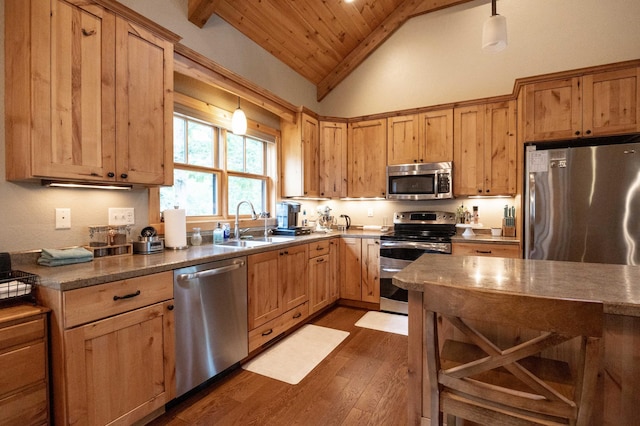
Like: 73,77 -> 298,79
583,67 -> 640,136
30,0 -> 116,181
248,250 -> 281,329
64,301 -> 175,426
328,239 -> 340,303
419,109 -> 454,163
339,238 -> 362,301
348,119 -> 387,197
387,115 -> 420,165
319,121 -> 348,198
484,101 -> 517,195
302,115 -> 321,197
361,238 -> 380,303
523,77 -> 582,141
115,18 -> 174,185
454,105 -> 485,196
309,254 -> 330,314
280,244 -> 309,311
281,113 -> 319,197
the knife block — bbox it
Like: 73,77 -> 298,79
502,219 -> 516,237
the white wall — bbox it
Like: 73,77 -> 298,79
1,0 -> 639,253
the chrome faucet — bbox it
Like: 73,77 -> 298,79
234,201 -> 257,240
259,212 -> 270,239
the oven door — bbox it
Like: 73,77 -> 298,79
379,241 -> 451,314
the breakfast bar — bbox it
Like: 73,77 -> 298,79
393,254 -> 640,425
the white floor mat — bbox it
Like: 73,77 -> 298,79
355,311 -> 408,336
242,324 -> 349,385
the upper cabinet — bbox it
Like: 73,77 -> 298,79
387,109 -> 453,165
319,121 -> 348,198
5,0 -> 178,186
348,119 -> 387,198
281,112 -> 320,197
454,101 -> 516,196
523,66 -> 640,141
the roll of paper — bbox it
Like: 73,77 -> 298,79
164,208 -> 187,249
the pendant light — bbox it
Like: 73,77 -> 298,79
231,97 -> 247,135
482,0 -> 507,53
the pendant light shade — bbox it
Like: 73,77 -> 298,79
482,0 -> 507,53
231,97 -> 247,135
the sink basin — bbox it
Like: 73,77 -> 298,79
258,236 -> 296,243
217,240 -> 272,248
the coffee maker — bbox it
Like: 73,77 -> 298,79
273,202 -> 312,235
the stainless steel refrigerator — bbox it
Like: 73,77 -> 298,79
525,134 -> 640,265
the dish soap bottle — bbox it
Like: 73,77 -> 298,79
213,223 -> 224,244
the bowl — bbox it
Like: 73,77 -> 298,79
491,228 -> 502,237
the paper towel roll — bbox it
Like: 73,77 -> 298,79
164,208 -> 187,249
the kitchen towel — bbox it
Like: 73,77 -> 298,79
37,247 -> 94,267
164,208 -> 187,249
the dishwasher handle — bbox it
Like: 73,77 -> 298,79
176,260 -> 246,282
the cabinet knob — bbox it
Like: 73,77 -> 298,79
585,129 -> 592,135
107,172 -> 115,178
486,189 -> 490,193
120,173 -> 128,179
575,130 -> 581,136
478,189 -> 483,193
168,305 -> 174,311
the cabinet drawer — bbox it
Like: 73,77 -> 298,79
0,382 -> 48,426
0,342 -> 46,397
63,271 -> 173,328
0,318 -> 45,352
452,242 -> 520,258
249,302 -> 309,353
309,240 -> 330,258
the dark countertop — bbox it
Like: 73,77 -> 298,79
393,254 -> 640,317
12,230 -> 381,292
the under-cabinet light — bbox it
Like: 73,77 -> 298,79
42,180 -> 133,190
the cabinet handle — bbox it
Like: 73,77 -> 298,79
575,130 -> 581,136
168,305 -> 174,311
120,173 -> 128,179
293,312 -> 302,319
316,246 -> 324,251
81,29 -> 96,37
107,172 -> 115,178
262,329 -> 273,336
585,129 -> 592,135
316,258 -> 325,263
486,189 -> 490,193
113,290 -> 140,301
475,250 -> 492,254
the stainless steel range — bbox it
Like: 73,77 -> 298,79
379,211 -> 457,314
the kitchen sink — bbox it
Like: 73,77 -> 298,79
218,240 -> 273,248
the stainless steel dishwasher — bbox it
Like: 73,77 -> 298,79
173,256 -> 248,397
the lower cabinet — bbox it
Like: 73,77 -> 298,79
38,271 -> 175,426
309,239 -> 339,314
452,241 -> 521,258
0,304 -> 50,426
339,237 -> 380,303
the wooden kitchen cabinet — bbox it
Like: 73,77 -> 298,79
247,244 -> 309,349
319,120 -> 348,198
5,0 -> 178,186
453,100 -> 517,196
38,271 -> 175,426
348,119 -> 387,198
308,239 -> 339,314
281,112 -> 320,197
523,66 -> 640,141
0,304 -> 50,426
452,241 -> 520,258
339,237 -> 380,303
387,109 -> 453,165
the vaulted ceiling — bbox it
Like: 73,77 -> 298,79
187,0 -> 475,101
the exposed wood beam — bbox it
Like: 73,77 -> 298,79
316,0 -> 475,101
188,0 -> 221,28
174,43 -> 298,123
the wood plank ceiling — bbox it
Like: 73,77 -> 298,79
188,0 -> 475,101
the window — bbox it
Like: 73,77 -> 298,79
159,108 -> 276,221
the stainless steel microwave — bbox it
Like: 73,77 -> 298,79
386,162 -> 453,200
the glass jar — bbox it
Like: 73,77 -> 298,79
191,227 -> 203,246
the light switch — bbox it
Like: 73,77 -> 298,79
109,208 -> 135,226
55,208 -> 71,229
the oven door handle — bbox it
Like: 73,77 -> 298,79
381,241 -> 447,251
381,267 -> 404,273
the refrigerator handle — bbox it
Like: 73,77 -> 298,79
525,145 -> 536,259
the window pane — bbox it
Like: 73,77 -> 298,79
173,117 -> 186,163
160,169 -> 218,216
227,133 -> 244,172
245,138 -> 264,174
228,176 -> 265,215
187,121 -> 214,167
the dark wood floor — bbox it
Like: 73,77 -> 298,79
149,306 -> 408,425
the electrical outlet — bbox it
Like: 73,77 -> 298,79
367,208 -> 374,217
108,208 -> 135,226
55,208 -> 71,229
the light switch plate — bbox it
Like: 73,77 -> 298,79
55,208 -> 71,229
108,208 -> 135,226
